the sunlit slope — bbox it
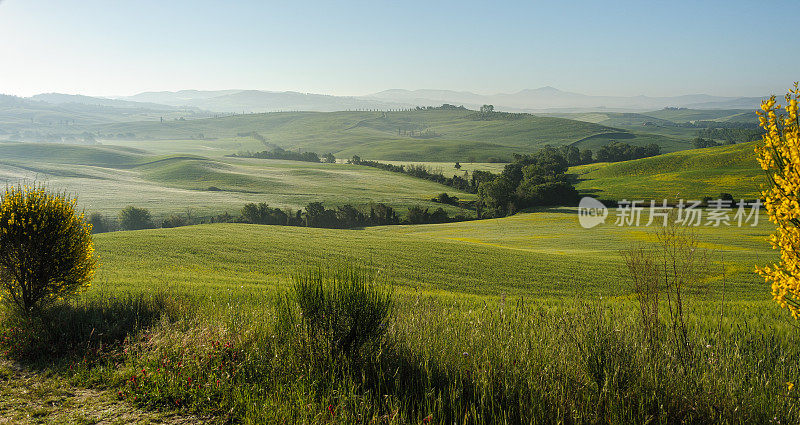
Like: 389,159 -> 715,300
91,109 -> 680,161
643,108 -> 755,123
93,210 -> 773,300
544,109 -> 758,144
571,142 -> 765,201
0,141 -> 474,217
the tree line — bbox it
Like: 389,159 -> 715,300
88,201 -> 469,234
695,127 -> 763,144
231,147 -> 336,163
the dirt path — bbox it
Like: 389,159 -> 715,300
0,361 -> 209,425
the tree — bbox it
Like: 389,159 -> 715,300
692,137 -> 721,149
162,214 -> 189,228
322,152 -> 336,163
0,187 -> 97,313
304,202 -> 338,228
88,212 -> 111,233
405,206 -> 430,224
480,104 -> 494,114
119,206 -> 153,230
756,84 -> 800,317
478,176 -> 516,217
242,203 -> 287,225
369,203 -> 398,225
454,162 -> 461,170
580,149 -> 594,164
336,204 -> 366,227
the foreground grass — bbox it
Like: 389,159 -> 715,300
0,211 -> 789,423
0,360 -> 207,424
2,289 -> 797,424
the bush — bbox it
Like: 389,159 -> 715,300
241,203 -> 288,225
291,267 -> 393,359
0,186 -> 97,314
119,206 -> 153,230
88,212 -> 112,233
161,214 -> 189,228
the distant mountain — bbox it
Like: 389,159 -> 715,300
20,87 -> 765,115
121,90 -> 414,113
366,87 -> 763,112
31,93 -> 183,111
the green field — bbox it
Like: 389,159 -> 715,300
545,109 -> 759,147
3,107 -> 796,424
571,142 -> 765,201
93,209 -> 774,300
0,141 -> 474,218
86,109 -> 687,161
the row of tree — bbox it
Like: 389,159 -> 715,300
349,156 -> 479,193
232,147 -> 336,163
89,201 -> 467,234
594,142 -> 661,162
695,128 -> 763,144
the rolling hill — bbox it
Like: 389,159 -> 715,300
93,210 -> 774,299
571,142 -> 765,201
0,141 -> 474,218
89,109 -> 686,161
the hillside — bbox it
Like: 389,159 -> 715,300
0,94 -> 210,134
0,141 -> 474,218
571,142 -> 765,201
90,109 -> 684,161
94,210 -> 774,299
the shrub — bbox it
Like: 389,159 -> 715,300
291,267 -> 393,359
755,84 -> 800,317
242,203 -> 288,225
0,186 -> 97,314
161,214 -> 189,228
88,212 -> 112,233
119,206 -> 153,230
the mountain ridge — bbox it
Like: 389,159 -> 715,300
16,87 -> 764,115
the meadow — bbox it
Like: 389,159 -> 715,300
571,142 -> 765,201
2,106 -> 796,424
87,109 -> 687,161
92,209 -> 773,299
3,209 -> 792,424
0,141 -> 474,219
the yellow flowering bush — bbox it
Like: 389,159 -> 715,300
756,83 -> 800,317
0,186 -> 96,314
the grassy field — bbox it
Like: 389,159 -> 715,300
0,141 -> 474,219
571,142 -> 765,201
3,111 -> 796,424
23,209 -> 788,424
86,109 -> 686,161
545,109 -> 758,146
91,209 -> 774,300
3,177 -> 797,424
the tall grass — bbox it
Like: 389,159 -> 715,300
2,268 -> 799,423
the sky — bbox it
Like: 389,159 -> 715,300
0,0 -> 797,98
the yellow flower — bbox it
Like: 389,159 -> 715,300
756,83 -> 800,317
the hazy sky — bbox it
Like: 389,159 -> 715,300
1,0 -> 797,98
